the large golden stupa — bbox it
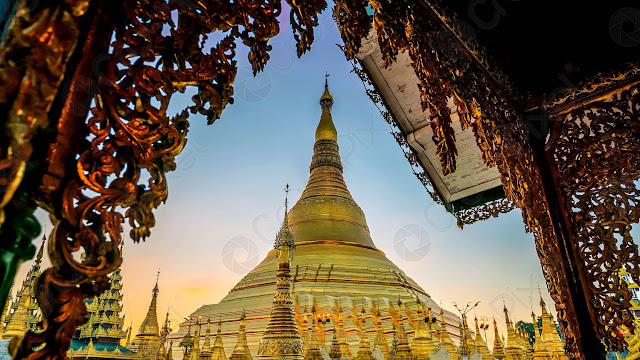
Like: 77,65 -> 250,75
168,80 -> 460,358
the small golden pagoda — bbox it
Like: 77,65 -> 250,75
391,301 -> 411,360
473,317 -> 493,360
211,320 -> 227,360
257,193 -> 304,360
329,330 -> 342,360
503,306 -> 526,360
199,321 -> 213,360
493,320 -> 506,360
537,298 -> 567,360
437,309 -> 457,356
372,309 -> 390,359
354,308 -> 374,360
229,311 -> 252,360
2,237 -> 45,339
189,323 -> 200,360
157,311 -> 172,360
304,305 -> 323,360
459,314 -> 475,357
530,311 -> 550,360
409,298 -> 435,360
130,272 -> 163,359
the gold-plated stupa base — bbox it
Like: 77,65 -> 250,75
168,243 -> 459,358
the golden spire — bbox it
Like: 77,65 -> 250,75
336,303 -> 352,360
199,320 -> 212,360
230,311 -> 252,360
329,329 -> 341,360
492,319 -> 506,359
168,341 -> 174,360
157,310 -> 172,360
130,271 -> 162,358
409,297 -> 435,360
354,307 -> 374,360
189,319 -> 201,360
211,319 -> 227,360
437,308 -> 457,355
458,314 -> 474,357
372,308 -> 390,359
538,296 -> 568,359
531,311 -> 550,357
288,77 -> 375,248
503,305 -> 526,358
257,188 -> 303,360
304,305 -> 323,360
391,299 -> 412,360
473,317 -> 493,360
316,73 -> 336,142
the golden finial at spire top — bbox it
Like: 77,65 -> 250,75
316,74 -> 336,142
284,184 -> 290,213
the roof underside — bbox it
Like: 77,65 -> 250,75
356,31 -> 504,209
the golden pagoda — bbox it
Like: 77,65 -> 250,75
329,330 -> 342,360
68,269 -> 135,360
537,298 -> 567,360
199,321 -> 212,360
130,272 -> 163,359
335,305 -> 352,360
354,308 -> 374,360
459,314 -> 475,358
437,309 -> 457,356
493,320 -> 506,360
229,311 -> 252,360
305,305 -> 324,360
372,309 -> 390,359
189,322 -> 200,360
391,300 -> 412,360
2,237 -> 45,339
473,317 -> 493,360
211,320 -> 227,360
530,311 -> 550,360
157,311 -> 172,360
503,306 -> 526,360
257,193 -> 304,360
169,78 -> 460,357
409,298 -> 435,360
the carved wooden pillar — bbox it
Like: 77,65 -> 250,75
526,109 -> 607,359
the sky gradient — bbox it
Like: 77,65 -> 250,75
15,2 -> 639,347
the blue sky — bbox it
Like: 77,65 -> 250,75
17,2 -> 639,346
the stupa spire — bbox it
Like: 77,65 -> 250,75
473,317 -> 493,360
336,303 -> 352,359
304,304 -> 323,360
257,189 -> 303,360
392,298 -> 412,360
372,308 -> 390,359
130,272 -> 162,358
354,307 -> 374,360
329,329 -> 341,360
410,297 -> 435,359
437,308 -> 457,355
492,319 -> 506,359
2,235 -> 47,339
232,310 -> 252,360
211,319 -> 227,360
288,77 -> 376,248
